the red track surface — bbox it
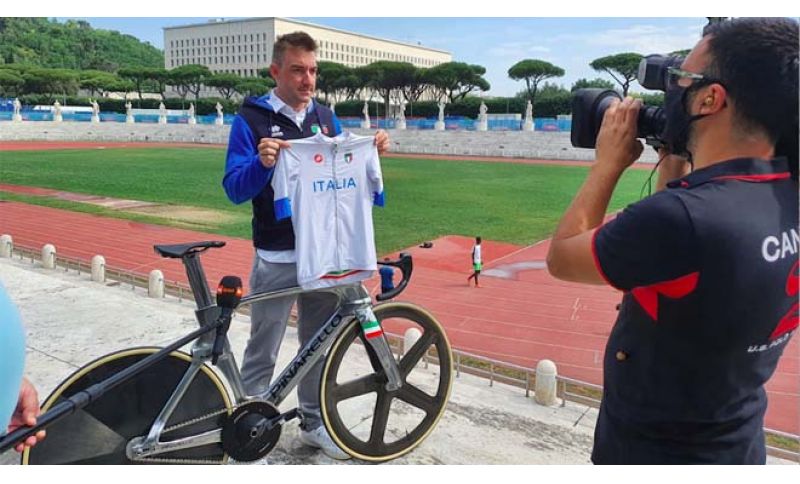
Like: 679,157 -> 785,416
1,201 -> 797,435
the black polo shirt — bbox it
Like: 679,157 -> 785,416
591,157 -> 798,464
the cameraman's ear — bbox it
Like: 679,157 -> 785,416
698,84 -> 727,114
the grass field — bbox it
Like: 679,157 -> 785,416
0,147 -> 653,253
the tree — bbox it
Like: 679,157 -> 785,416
0,18 -> 162,71
427,62 -> 490,103
235,78 -> 275,97
205,73 -> 243,99
589,53 -> 643,97
571,77 -> 616,92
669,49 -> 691,58
79,70 -> 120,97
316,61 -> 351,103
342,66 -> 371,101
402,67 -> 428,104
360,61 -> 417,120
507,59 -> 565,111
0,69 -> 24,96
22,68 -> 79,99
168,64 -> 211,102
118,67 -> 146,104
258,67 -> 272,80
141,68 -> 169,101
105,78 -> 136,97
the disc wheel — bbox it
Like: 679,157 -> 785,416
320,302 -> 453,462
22,347 -> 232,464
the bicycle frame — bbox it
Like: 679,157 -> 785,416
128,251 -> 403,460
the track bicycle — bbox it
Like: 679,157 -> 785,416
6,241 -> 453,464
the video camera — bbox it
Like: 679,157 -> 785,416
570,54 -> 683,150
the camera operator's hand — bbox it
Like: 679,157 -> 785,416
595,97 -> 644,173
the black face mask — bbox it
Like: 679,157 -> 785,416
661,83 -> 711,161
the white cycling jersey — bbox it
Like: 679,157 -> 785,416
271,131 -> 384,289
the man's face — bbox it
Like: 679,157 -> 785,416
271,47 -> 317,109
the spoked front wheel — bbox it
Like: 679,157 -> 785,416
320,302 -> 453,462
22,348 -> 232,465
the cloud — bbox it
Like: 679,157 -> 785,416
486,42 -> 552,60
554,22 -> 705,55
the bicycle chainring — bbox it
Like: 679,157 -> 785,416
221,401 -> 282,462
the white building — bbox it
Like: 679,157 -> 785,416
163,17 -> 452,99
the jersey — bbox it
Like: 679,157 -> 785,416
472,244 -> 482,264
591,157 -> 798,464
271,131 -> 385,289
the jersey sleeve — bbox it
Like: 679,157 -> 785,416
366,145 -> 385,207
592,191 -> 698,291
271,147 -> 299,221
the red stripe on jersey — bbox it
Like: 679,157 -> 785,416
631,271 -> 700,321
320,270 -> 364,280
771,302 -> 799,341
712,173 -> 791,183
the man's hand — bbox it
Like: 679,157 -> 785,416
257,138 -> 292,169
7,377 -> 45,453
374,130 -> 391,155
595,96 -> 644,173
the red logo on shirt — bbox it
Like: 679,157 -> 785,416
314,154 -> 324,164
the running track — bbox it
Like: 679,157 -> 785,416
0,142 -> 796,435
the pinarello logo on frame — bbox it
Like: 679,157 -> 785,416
314,154 -> 324,164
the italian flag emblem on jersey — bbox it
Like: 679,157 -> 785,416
360,319 -> 383,339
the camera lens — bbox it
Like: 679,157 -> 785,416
638,105 -> 665,140
570,89 -> 666,149
638,55 -> 685,91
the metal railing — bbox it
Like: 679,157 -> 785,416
3,241 -> 798,462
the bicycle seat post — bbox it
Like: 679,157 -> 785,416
183,253 -> 214,309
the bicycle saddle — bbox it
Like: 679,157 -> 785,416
154,241 -> 226,259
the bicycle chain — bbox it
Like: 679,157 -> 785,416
129,405 -> 236,465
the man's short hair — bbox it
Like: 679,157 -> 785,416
703,18 -> 799,144
272,31 -> 318,67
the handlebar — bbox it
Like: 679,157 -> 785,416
376,253 -> 413,301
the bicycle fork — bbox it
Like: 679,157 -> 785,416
355,307 -> 403,391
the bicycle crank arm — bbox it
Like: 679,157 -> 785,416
126,428 -> 222,460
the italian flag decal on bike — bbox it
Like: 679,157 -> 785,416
360,319 -> 383,339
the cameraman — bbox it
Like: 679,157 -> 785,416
547,17 -> 798,464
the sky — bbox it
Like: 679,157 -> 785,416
58,17 -> 711,97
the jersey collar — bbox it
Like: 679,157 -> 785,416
667,157 -> 792,189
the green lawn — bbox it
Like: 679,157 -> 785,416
0,148 -> 652,253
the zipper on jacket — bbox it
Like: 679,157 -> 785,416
331,140 -> 342,269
